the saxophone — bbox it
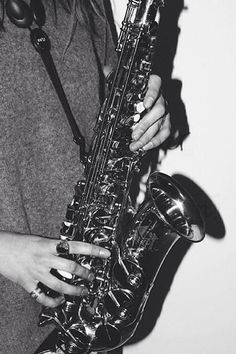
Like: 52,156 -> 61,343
39,1 -> 204,353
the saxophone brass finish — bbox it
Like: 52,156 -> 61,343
39,1 -> 204,353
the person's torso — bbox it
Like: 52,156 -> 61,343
0,1 -> 116,353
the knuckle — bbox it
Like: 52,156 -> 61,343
68,261 -> 77,274
73,264 -> 89,278
147,88 -> 157,99
139,135 -> 149,145
38,238 -> 52,250
136,125 -> 146,136
51,280 -> 63,293
64,284 -> 80,296
70,240 -> 82,253
157,103 -> 166,117
80,267 -> 90,278
89,245 -> 98,257
56,282 -> 70,295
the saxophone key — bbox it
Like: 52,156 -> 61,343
85,229 -> 113,245
95,324 -> 121,348
113,259 -> 144,289
127,272 -> 143,288
118,114 -> 134,127
75,180 -> 85,195
92,209 -> 116,227
139,59 -> 152,72
111,88 -> 123,111
104,289 -> 134,315
60,221 -> 75,238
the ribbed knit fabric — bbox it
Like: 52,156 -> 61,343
0,1 -> 116,353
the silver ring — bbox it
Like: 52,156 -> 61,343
30,286 -> 43,300
56,239 -> 70,256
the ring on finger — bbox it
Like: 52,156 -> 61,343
56,239 -> 70,256
30,285 -> 43,300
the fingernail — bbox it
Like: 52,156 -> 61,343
132,129 -> 142,141
143,143 -> 151,151
88,273 -> 95,282
130,141 -> 142,151
129,143 -> 136,152
100,248 -> 111,258
132,131 -> 139,140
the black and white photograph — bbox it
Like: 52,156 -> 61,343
0,1 -> 235,354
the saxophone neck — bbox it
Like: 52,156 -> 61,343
136,0 -> 164,26
116,0 -> 164,53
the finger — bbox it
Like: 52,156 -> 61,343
142,121 -> 171,151
48,240 -> 110,258
132,96 -> 166,142
130,114 -> 170,151
39,273 -> 89,297
69,241 -> 111,258
27,282 -> 65,308
143,74 -> 162,109
51,257 -> 95,281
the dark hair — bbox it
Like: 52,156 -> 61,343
0,0 -> 103,54
0,0 -> 100,31
55,0 -> 102,53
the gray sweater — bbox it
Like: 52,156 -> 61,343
0,1 -> 116,353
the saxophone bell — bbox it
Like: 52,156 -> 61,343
148,172 -> 205,242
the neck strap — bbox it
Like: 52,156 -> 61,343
6,0 -> 86,164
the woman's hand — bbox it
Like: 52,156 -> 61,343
0,232 -> 110,307
130,74 -> 170,152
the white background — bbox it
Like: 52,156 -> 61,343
111,1 -> 236,353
